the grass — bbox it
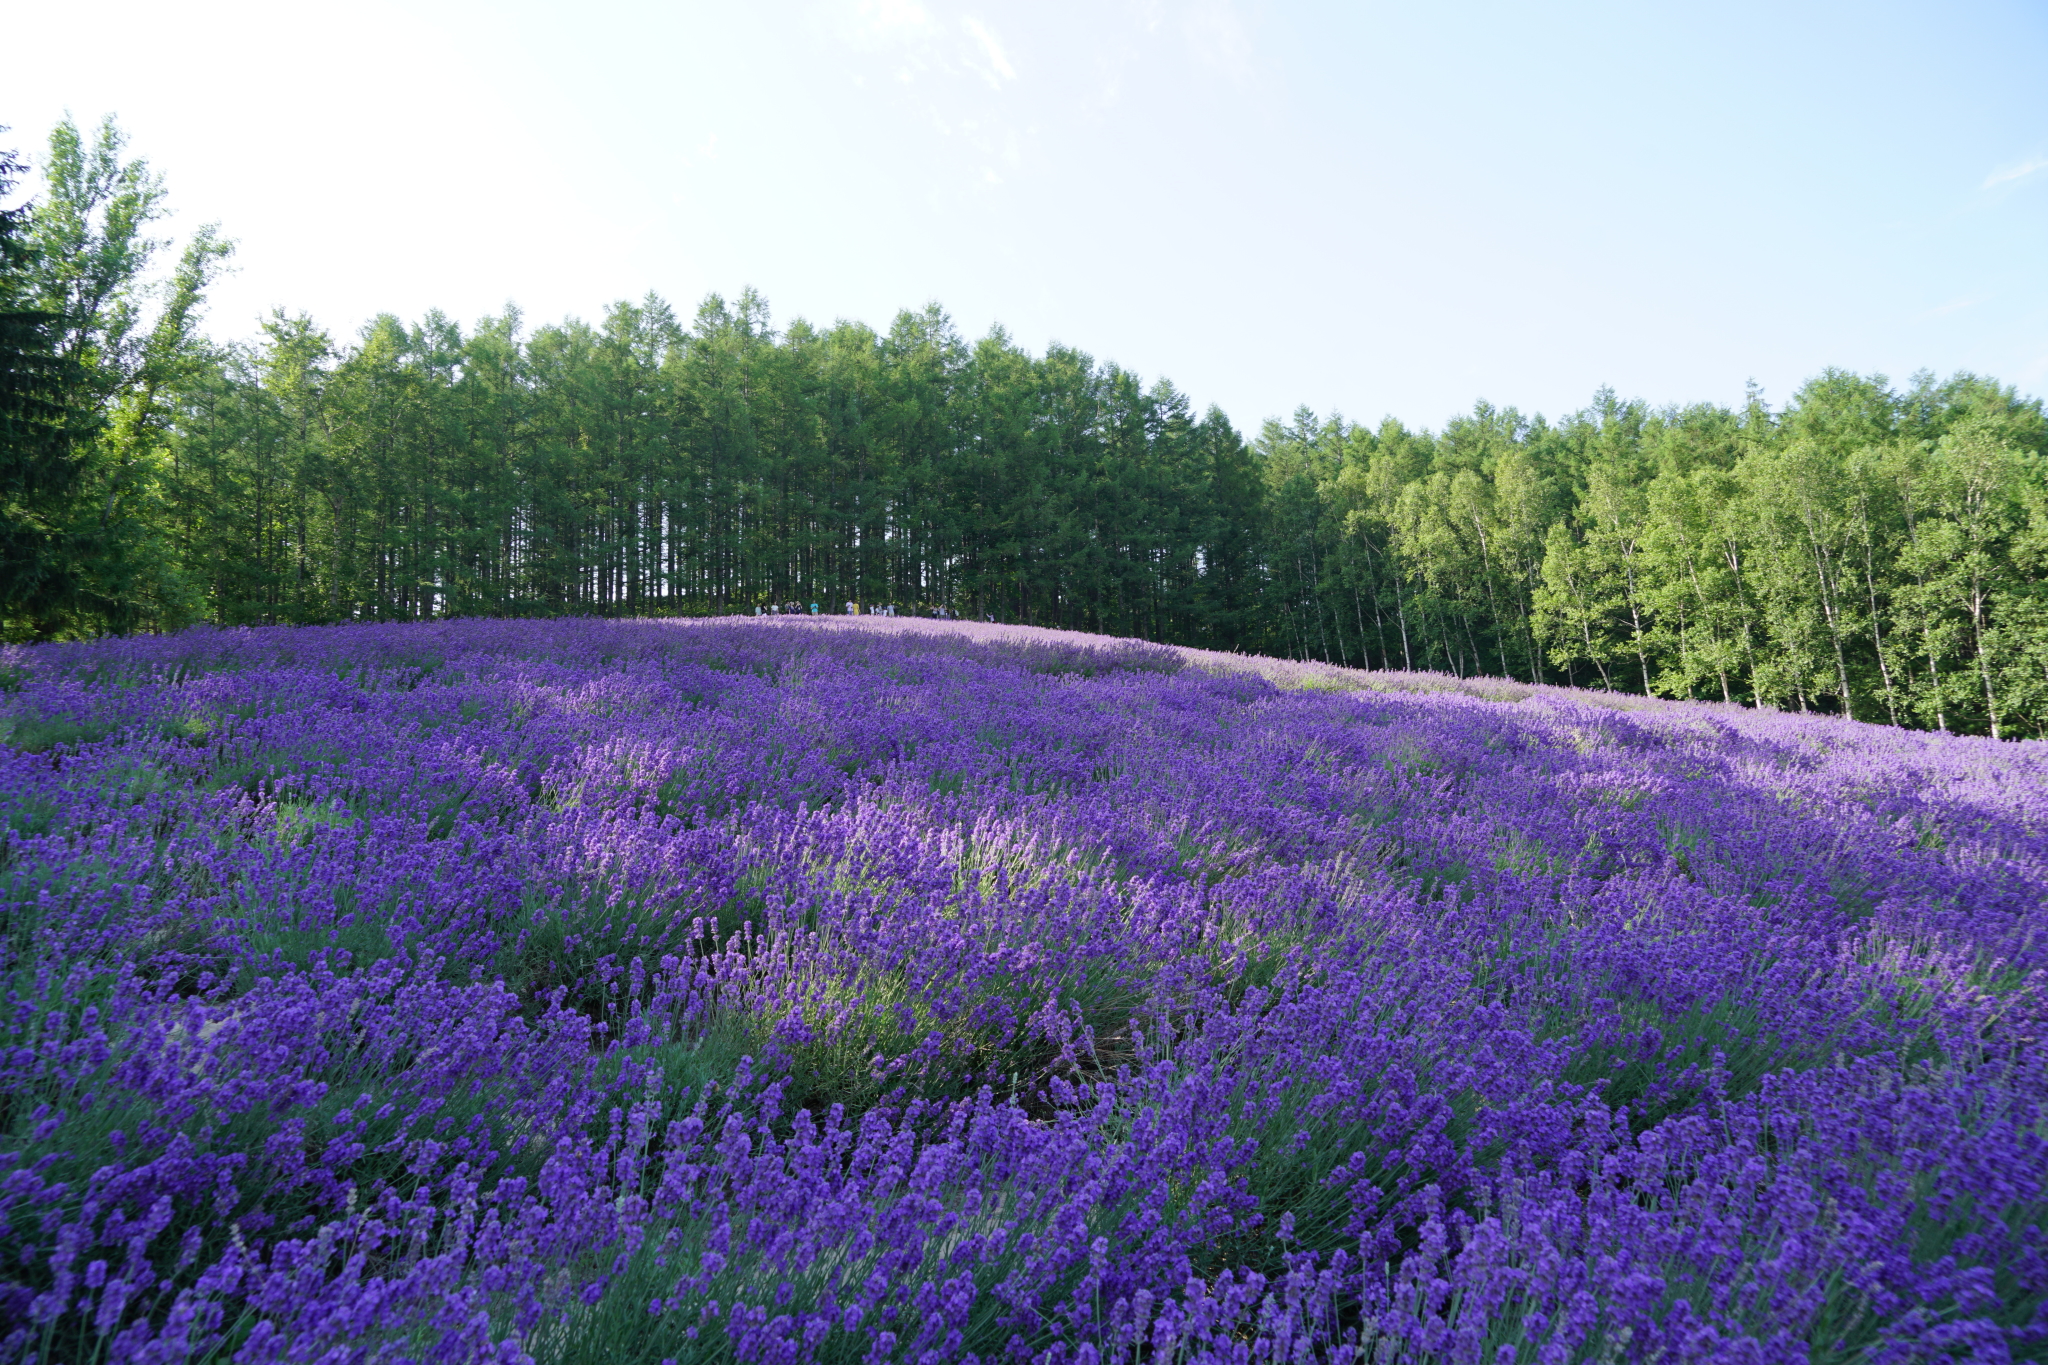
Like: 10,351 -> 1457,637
525,1174 -> 1092,1365
0,715 -> 122,753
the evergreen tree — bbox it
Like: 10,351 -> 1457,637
16,115 -> 229,634
17,115 -> 2048,736
0,136 -> 89,637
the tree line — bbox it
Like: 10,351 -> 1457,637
5,117 -> 2047,736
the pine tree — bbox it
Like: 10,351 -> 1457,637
0,137 -> 89,638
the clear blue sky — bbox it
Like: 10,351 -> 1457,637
9,0 -> 2046,432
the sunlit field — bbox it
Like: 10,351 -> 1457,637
1,617 -> 2042,1363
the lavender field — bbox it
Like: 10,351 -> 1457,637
0,617 -> 2043,1364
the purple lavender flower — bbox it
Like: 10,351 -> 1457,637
0,616 -> 2040,1362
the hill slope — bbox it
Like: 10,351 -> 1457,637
1,617 -> 2042,1361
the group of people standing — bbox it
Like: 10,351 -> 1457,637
752,602 -> 960,620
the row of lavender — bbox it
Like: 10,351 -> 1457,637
0,617 -> 2042,1363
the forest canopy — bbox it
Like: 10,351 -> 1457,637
4,116 -> 2047,737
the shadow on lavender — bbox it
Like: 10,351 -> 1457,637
0,616 -> 2042,1363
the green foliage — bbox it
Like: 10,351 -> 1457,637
2,116 -> 231,640
12,114 -> 2048,735
0,133 -> 92,638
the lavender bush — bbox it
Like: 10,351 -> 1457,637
0,616 -> 2041,1364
